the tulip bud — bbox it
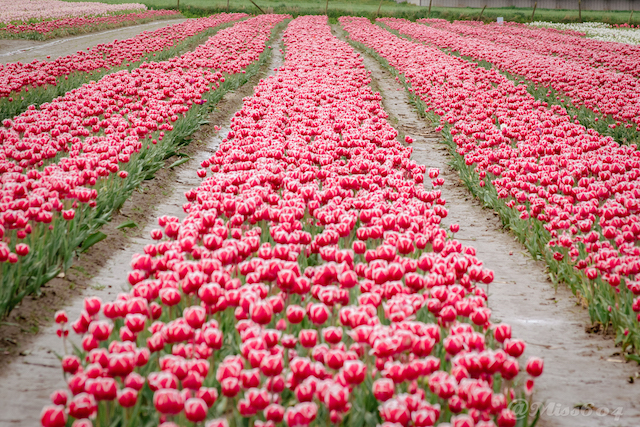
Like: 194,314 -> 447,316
84,297 -> 102,316
299,329 -> 318,348
153,389 -> 184,415
221,377 -> 240,397
379,399 -> 411,425
343,360 -> 367,384
497,408 -> 517,427
62,355 -> 81,374
15,243 -> 29,256
184,397 -> 208,422
40,405 -> 67,427
373,378 -> 395,401
68,393 -> 97,419
323,326 -> 343,344
500,357 -> 520,380
118,388 -> 138,408
197,387 -> 218,407
494,324 -> 511,343
286,305 -> 305,323
265,403 -> 285,422
525,357 -> 544,377
54,310 -> 68,324
49,389 -> 68,406
503,339 -> 526,358
206,419 -> 229,427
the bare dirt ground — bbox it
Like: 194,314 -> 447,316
0,31 -> 284,427
0,18 -> 185,64
331,24 -> 640,427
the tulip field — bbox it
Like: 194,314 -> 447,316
0,13 -> 248,123
0,12 -> 264,318
0,10 -> 181,40
1,5 -> 640,427
33,14 -> 547,427
0,0 -> 146,24
381,18 -> 640,146
348,16 -> 640,356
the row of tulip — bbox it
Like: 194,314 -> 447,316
419,19 -> 640,79
0,10 -> 181,41
0,0 -> 146,25
0,13 -> 248,123
40,15 -> 541,427
0,14 -> 287,318
339,16 -> 640,359
422,19 -> 583,38
419,20 -> 586,44
530,21 -> 640,45
380,18 -> 640,146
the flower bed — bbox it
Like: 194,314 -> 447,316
419,19 -> 640,79
0,0 -> 146,25
379,18 -> 640,146
0,13 -> 248,123
0,10 -> 181,41
530,21 -> 640,45
0,14 -> 287,318
40,15 -> 541,427
340,16 -> 640,359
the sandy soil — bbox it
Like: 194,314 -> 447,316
332,25 -> 640,427
0,30 -> 285,427
0,18 -> 185,64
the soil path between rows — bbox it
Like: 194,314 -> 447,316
0,32 -> 285,427
0,18 -> 186,64
331,24 -> 640,427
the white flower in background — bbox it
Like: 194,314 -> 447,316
530,21 -> 640,45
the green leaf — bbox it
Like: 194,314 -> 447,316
81,232 -> 107,252
0,322 -> 32,333
364,412 -> 378,427
168,157 -> 190,169
42,268 -> 61,283
625,353 -> 640,364
529,403 -> 542,427
116,220 -> 138,230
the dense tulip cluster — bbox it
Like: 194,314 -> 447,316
340,16 -> 640,353
419,19 -> 640,78
379,18 -> 640,138
0,10 -> 180,40
0,14 -> 285,317
41,15 -> 540,427
0,13 -> 246,104
0,0 -> 145,24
